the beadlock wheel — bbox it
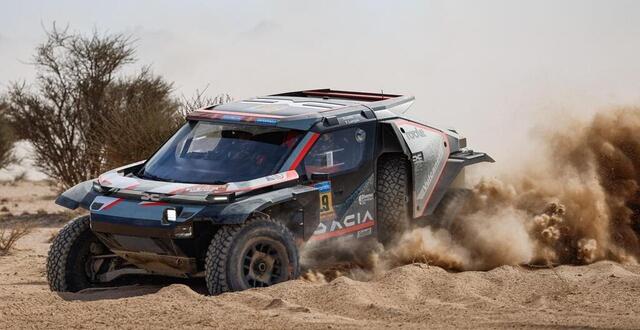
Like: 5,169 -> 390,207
204,214 -> 300,295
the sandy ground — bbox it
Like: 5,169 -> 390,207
1,181 -> 640,329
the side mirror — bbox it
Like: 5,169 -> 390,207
310,172 -> 331,181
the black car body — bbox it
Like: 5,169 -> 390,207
50,89 -> 493,292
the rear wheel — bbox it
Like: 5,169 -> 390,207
376,154 -> 411,246
205,214 -> 299,295
46,215 -> 112,292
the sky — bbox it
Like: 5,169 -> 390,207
2,0 -> 640,175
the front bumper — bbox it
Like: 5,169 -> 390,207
89,196 -> 206,277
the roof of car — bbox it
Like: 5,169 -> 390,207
186,89 -> 415,131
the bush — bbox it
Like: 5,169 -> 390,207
91,68 -> 184,169
179,87 -> 231,116
0,104 -> 16,170
5,26 -> 230,188
0,224 -> 32,256
5,26 -> 181,188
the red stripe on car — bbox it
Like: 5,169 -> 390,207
101,198 -> 124,211
192,109 -> 285,119
288,133 -> 320,170
139,201 -> 169,207
309,221 -> 375,241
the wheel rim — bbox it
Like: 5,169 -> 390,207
83,241 -> 114,282
241,238 -> 289,288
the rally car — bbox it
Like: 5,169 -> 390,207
47,89 -> 493,294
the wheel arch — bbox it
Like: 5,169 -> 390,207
210,186 -> 320,241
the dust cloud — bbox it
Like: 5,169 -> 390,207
303,107 -> 640,280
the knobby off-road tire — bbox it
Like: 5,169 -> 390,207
47,215 -> 103,292
205,214 -> 299,295
376,154 -> 411,246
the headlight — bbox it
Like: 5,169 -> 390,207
162,207 -> 182,225
165,208 -> 177,222
205,193 -> 235,203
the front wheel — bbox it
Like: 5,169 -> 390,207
205,214 -> 299,295
46,215 -> 111,292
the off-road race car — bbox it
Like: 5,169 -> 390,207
47,89 -> 493,295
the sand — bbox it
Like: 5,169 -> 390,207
1,181 -> 640,329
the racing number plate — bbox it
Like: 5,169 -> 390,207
314,181 -> 335,219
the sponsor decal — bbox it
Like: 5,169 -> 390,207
404,127 -> 427,140
358,193 -> 374,205
182,185 -> 228,193
311,210 -> 375,241
416,144 -> 446,201
339,114 -> 363,125
265,173 -> 286,181
168,184 -> 227,195
412,152 -> 424,162
314,181 -> 335,220
357,227 -> 373,238
314,181 -> 332,193
140,193 -> 163,202
255,118 -> 279,125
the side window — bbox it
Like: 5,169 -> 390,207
304,127 -> 367,176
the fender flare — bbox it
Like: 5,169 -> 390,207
381,120 -> 494,216
199,185 -> 321,241
55,180 -> 98,210
55,161 -> 146,210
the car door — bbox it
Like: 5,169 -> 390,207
299,122 -> 377,241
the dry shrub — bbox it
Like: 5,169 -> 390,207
179,86 -> 231,116
97,80 -> 231,169
5,25 -> 230,188
0,104 -> 16,170
92,69 -> 183,169
5,25 -> 137,188
0,224 -> 32,256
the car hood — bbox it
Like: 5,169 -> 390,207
97,170 -> 300,197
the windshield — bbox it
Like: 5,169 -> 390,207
140,121 -> 302,184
